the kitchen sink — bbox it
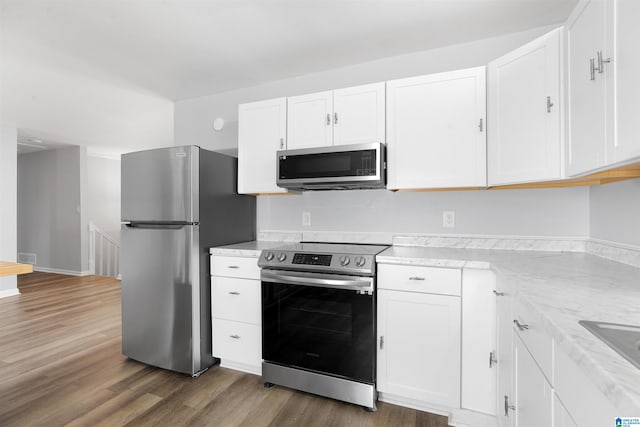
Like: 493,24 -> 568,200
579,320 -> 640,370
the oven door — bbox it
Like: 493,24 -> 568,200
261,270 -> 375,384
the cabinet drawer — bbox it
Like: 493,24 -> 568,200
512,299 -> 553,383
212,319 -> 261,367
211,255 -> 260,279
211,277 -> 260,324
378,264 -> 461,295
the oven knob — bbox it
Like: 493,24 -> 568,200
355,256 -> 366,267
339,256 -> 350,266
264,251 -> 274,262
277,253 -> 287,262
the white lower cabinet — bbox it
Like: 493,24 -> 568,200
377,264 -> 461,409
377,289 -> 461,407
554,394 -> 579,427
498,287 -> 620,427
210,254 -> 262,375
513,333 -> 553,427
461,269 -> 497,416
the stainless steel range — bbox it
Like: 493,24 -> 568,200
258,242 -> 389,411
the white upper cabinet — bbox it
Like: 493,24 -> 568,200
286,90 -> 333,149
611,0 -> 640,163
333,83 -> 385,146
566,0 -> 609,176
386,67 -> 487,190
286,83 -> 385,150
567,0 -> 640,176
237,97 -> 288,194
488,28 -> 563,186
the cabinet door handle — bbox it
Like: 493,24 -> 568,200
326,113 -> 331,125
514,319 -> 529,331
228,291 -> 240,295
379,336 -> 384,350
492,290 -> 504,296
478,118 -> 484,132
489,351 -> 498,368
227,265 -> 240,269
408,276 -> 425,281
229,334 -> 240,339
504,395 -> 515,417
279,138 -> 284,149
546,96 -> 554,113
596,50 -> 611,74
334,112 -> 338,125
590,57 -> 596,81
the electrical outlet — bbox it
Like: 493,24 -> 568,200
443,211 -> 455,228
302,211 -> 311,227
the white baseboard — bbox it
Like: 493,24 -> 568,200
0,288 -> 20,299
33,266 -> 91,276
219,360 -> 261,376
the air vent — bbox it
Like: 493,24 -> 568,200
17,252 -> 36,265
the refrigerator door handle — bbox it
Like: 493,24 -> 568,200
125,222 -> 195,229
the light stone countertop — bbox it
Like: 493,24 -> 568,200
209,240 -> 287,257
377,245 -> 640,414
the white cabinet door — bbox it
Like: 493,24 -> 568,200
566,0 -> 609,176
333,82 -> 385,146
377,289 -> 461,408
496,282 -> 513,427
387,67 -> 486,189
513,334 -> 553,427
238,97 -> 287,194
554,394 -> 579,427
488,28 -> 563,186
612,0 -> 640,163
287,91 -> 333,149
461,269 -> 497,416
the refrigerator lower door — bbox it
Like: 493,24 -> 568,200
121,223 -> 209,375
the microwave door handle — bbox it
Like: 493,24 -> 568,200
261,270 -> 373,292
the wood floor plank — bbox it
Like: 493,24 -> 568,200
0,272 -> 450,427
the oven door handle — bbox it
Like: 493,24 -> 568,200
261,270 -> 374,292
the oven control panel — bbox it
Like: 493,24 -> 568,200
292,253 -> 332,266
259,251 -> 376,275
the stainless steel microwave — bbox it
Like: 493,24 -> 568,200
276,142 -> 386,191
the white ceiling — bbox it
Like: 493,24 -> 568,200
2,0 -> 577,101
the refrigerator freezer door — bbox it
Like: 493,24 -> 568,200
121,223 -> 207,375
121,146 -> 199,223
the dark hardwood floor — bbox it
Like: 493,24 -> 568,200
0,272 -> 449,427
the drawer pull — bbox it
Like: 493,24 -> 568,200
227,265 -> 240,269
513,319 -> 529,331
228,291 -> 240,295
229,334 -> 241,339
408,276 -> 425,281
492,290 -> 504,296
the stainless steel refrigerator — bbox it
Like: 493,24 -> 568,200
120,145 -> 255,376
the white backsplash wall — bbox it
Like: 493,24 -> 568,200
590,178 -> 640,247
257,186 -> 590,239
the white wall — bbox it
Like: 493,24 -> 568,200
1,35 -> 174,157
0,124 -> 18,296
87,155 -> 121,243
258,187 -> 590,238
17,146 -> 87,274
590,178 -> 640,247
175,25 -> 558,153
